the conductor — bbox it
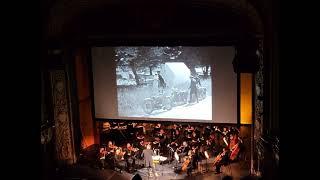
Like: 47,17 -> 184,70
141,144 -> 155,168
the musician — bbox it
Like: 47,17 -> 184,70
137,139 -> 146,150
99,145 -> 107,169
229,134 -> 237,148
110,122 -> 118,129
157,129 -> 166,142
124,143 -> 137,172
191,130 -> 199,141
184,125 -> 194,137
114,147 -> 125,172
167,141 -> 178,160
105,141 -> 115,153
214,147 -> 230,174
197,146 -> 206,172
207,133 -> 218,155
153,137 -> 161,149
230,127 -> 240,135
126,122 -> 135,139
125,143 -> 137,160
190,146 -> 201,173
123,142 -> 130,152
135,123 -> 145,135
141,144 -> 154,168
178,141 -> 190,162
172,124 -> 179,132
204,125 -> 212,137
171,128 -> 182,143
136,131 -> 145,140
174,150 -> 193,176
228,133 -> 242,161
186,124 -> 194,131
213,126 -> 223,150
154,123 -> 161,134
194,126 -> 201,138
222,127 -> 230,136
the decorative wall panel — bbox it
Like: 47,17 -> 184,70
50,70 -> 75,165
254,39 -> 264,176
255,39 -> 264,141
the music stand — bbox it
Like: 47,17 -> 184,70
204,151 -> 210,173
167,145 -> 175,164
152,155 -> 167,177
174,151 -> 179,169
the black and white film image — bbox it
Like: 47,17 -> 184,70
115,47 -> 212,120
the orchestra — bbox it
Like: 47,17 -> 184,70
99,122 -> 244,175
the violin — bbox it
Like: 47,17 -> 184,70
128,146 -> 139,152
137,134 -> 145,140
177,145 -> 185,153
109,144 -> 118,149
99,147 -> 107,159
107,144 -> 118,154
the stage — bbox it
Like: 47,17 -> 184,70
135,157 -> 250,180
57,159 -> 250,180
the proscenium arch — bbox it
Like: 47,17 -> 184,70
44,0 -> 264,41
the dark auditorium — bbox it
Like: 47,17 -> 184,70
41,0 -> 279,180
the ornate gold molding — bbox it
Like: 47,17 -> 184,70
50,70 -> 75,165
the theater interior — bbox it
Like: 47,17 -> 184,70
41,0 -> 279,180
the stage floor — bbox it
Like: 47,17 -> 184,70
56,158 -> 251,180
135,159 -> 250,180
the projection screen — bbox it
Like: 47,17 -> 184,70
91,46 -> 237,123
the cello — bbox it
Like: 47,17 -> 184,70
182,150 -> 193,171
229,143 -> 240,161
181,156 -> 191,171
212,150 -> 226,167
229,134 -> 241,161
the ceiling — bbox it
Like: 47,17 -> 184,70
42,0 -> 271,44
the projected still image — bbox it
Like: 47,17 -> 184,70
115,47 -> 212,120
